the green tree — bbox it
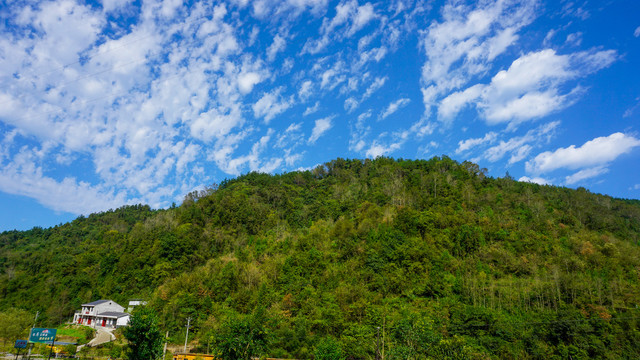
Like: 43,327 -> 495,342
0,308 -> 31,345
314,337 -> 344,360
211,309 -> 270,360
123,307 -> 163,360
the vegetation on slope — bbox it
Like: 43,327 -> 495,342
1,157 -> 640,359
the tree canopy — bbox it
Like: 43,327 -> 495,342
1,157 -> 640,359
123,307 -> 163,360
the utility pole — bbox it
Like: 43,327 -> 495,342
163,331 -> 169,360
183,317 -> 192,354
375,326 -> 381,360
26,311 -> 39,360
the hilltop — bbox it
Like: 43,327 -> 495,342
1,157 -> 640,359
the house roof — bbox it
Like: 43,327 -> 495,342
82,300 -> 110,306
97,311 -> 129,318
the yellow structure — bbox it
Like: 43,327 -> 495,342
173,354 -> 296,360
173,353 -> 217,360
45,344 -> 69,355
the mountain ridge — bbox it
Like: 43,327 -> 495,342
1,156 -> 640,359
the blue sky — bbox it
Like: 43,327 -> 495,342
1,0 -> 639,231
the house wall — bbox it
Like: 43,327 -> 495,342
116,315 -> 130,327
94,301 -> 125,314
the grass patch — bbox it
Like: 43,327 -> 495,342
57,325 -> 96,345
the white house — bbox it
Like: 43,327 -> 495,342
73,300 -> 130,328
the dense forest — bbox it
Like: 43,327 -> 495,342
1,157 -> 640,359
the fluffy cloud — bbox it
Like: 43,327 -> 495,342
362,76 -> 387,100
308,116 -> 334,143
303,102 -> 320,116
303,0 -> 378,54
344,76 -> 387,113
456,131 -> 498,154
267,35 -> 286,62
526,133 -> 640,174
422,0 -> 616,130
483,121 -> 559,164
420,0 -> 537,111
0,146 -> 129,214
519,176 -> 550,185
238,72 -> 263,94
365,140 -> 403,158
380,98 -> 410,119
565,166 -> 609,185
0,0 -> 632,222
252,88 -> 294,123
438,49 -> 617,125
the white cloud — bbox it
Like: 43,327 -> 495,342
101,0 -> 134,13
190,106 -> 243,142
0,147 -> 129,214
319,60 -> 347,90
623,97 -> 640,118
635,26 -> 640,37
267,35 -> 286,62
565,32 -> 582,47
438,49 -> 617,125
238,72 -> 263,94
276,122 -> 304,148
303,0 -> 378,54
358,110 -> 372,122
519,176 -> 550,185
420,0 -> 537,111
526,133 -> 640,174
456,132 -> 498,154
349,109 -> 373,152
308,116 -> 334,143
343,76 -> 387,113
213,129 -> 284,175
348,2 -> 377,36
298,80 -> 314,101
303,102 -> 320,116
483,89 -> 569,124
362,76 -> 387,100
380,97 -> 410,119
284,149 -> 303,167
252,88 -> 294,123
565,166 -> 608,185
344,97 -> 359,113
0,0 -> 290,213
365,140 -> 402,158
438,84 -> 483,121
482,121 -> 559,163
0,0 -> 629,224
421,0 -> 617,129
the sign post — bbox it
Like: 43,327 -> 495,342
29,328 -> 57,344
28,328 -> 57,360
14,340 -> 28,360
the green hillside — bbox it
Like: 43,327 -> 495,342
1,157 -> 640,359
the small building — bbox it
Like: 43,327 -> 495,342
127,299 -> 147,312
73,300 -> 130,328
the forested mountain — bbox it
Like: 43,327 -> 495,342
1,157 -> 640,359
